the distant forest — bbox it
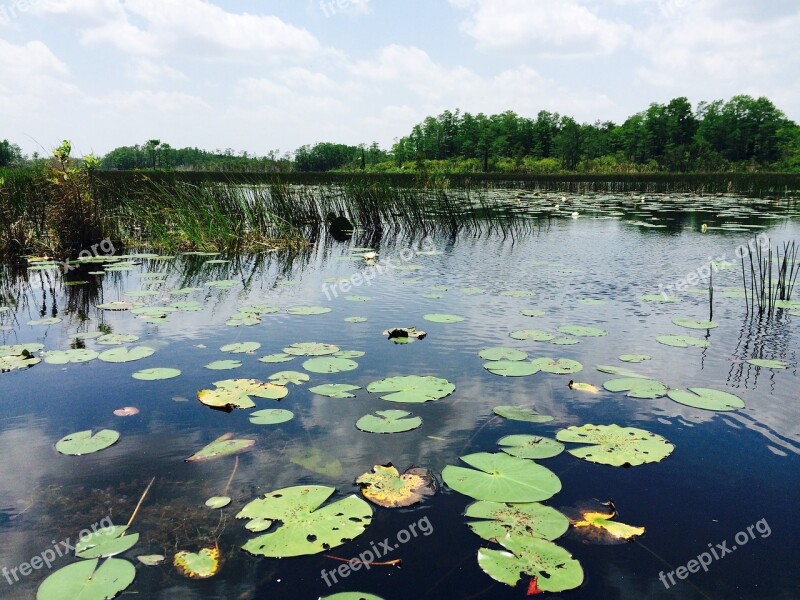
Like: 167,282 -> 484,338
2,95 -> 799,174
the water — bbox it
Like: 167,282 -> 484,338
0,192 -> 799,599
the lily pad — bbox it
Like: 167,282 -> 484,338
250,409 -> 294,425
465,500 -> 569,542
288,448 -> 343,477
479,347 -> 528,362
423,313 -> 465,323
268,371 -> 310,386
220,342 -> 261,354
367,375 -> 455,403
37,558 -> 136,600
27,317 -> 62,326
673,317 -> 718,330
345,316 -> 368,323
356,464 -> 436,507
185,434 -> 255,462
477,535 -> 583,592
97,334 -> 140,345
483,360 -> 540,377
656,335 -> 711,348
98,346 -> 155,363
509,329 -> 554,342
0,353 -> 41,372
320,594 -> 385,600
287,306 -> 332,316
259,353 -> 295,364
132,368 -> 181,381
558,325 -> 607,337
498,435 -> 565,460
493,406 -> 553,423
640,294 -> 681,303
97,301 -> 140,311
564,500 -> 645,544
442,453 -> 561,503
137,555 -> 165,566
603,377 -> 667,399
303,357 -> 359,374
521,309 -> 545,317
75,525 -> 139,559
556,424 -> 675,467
595,365 -> 649,378
174,546 -> 222,579
309,384 -> 361,398
667,388 -> 745,411
56,430 -> 120,456
619,354 -> 651,363
206,496 -> 232,509
284,342 -> 339,356
747,359 -> 788,369
530,357 -> 583,375
205,360 -> 242,371
43,349 -> 99,365
237,485 -> 372,557
356,410 -> 422,434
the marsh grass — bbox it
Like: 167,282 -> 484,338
742,239 -> 799,317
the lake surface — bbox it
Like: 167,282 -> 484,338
1,192 -> 799,599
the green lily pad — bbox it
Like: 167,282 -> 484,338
667,388 -> 745,411
309,384 -> 361,398
259,353 -> 295,364
603,377 -> 667,399
288,447 -> 343,477
483,360 -> 540,377
595,365 -> 648,378
619,354 -> 651,363
356,410 -> 422,434
556,424 -> 675,467
287,306 -> 332,316
673,317 -> 718,330
521,309 -> 545,317
493,406 -> 553,423
226,314 -> 261,327
43,349 -> 99,365
137,555 -> 165,566
334,350 -> 365,358
205,496 -> 232,509
284,342 -> 340,356
465,500 -> 569,542
549,337 -> 580,345
0,354 -> 41,372
498,435 -> 565,460
185,433 -> 255,462
205,360 -> 242,371
509,329 -> 554,342
303,357 -> 359,374
0,343 -> 44,357
345,316 -> 368,323
173,546 -> 222,579
75,526 -> 139,559
367,375 -> 455,403
220,342 -> 261,354
98,346 -> 155,363
558,325 -> 607,337
268,371 -> 310,386
747,359 -> 788,369
250,409 -> 294,425
56,430 -> 120,455
442,453 -> 561,502
477,535 -> 583,592
423,313 -> 465,323
27,317 -> 62,326
530,357 -> 583,375
97,334 -> 139,345
479,347 -> 528,361
37,558 -> 136,600
206,279 -> 238,289
237,486 -> 372,557
132,368 -> 181,381
656,335 -> 711,348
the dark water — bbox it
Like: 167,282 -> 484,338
1,193 -> 799,600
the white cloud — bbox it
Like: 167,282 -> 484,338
451,0 -> 630,57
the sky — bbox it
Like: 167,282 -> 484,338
1,0 -> 799,157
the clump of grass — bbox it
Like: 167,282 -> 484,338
741,238 -> 799,317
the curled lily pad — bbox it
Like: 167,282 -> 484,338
603,378 -> 667,399
237,485 -> 372,557
43,349 -> 98,365
423,313 -> 465,323
75,525 -> 139,559
185,433 -> 255,462
56,430 -> 120,456
284,342 -> 339,356
493,406 -> 553,423
483,360 -> 540,377
303,357 -> 358,374
498,435 -> 564,460
564,500 -> 645,544
132,368 -> 181,381
98,346 -> 155,363
656,335 -> 710,348
509,329 -> 553,342
309,384 -> 361,398
356,464 -> 436,507
667,388 -> 745,411
250,409 -> 294,425
558,325 -> 607,337
287,306 -> 332,316
619,354 -> 651,363
465,501 -> 569,542
570,382 -> 601,394
442,453 -> 561,503
37,558 -> 136,600
479,347 -> 528,361
367,375 -> 455,403
174,546 -> 222,579
530,357 -> 583,375
556,424 -> 675,467
747,359 -> 788,369
205,360 -> 242,371
220,342 -> 261,354
673,317 -> 718,330
206,496 -> 232,509
356,410 -> 422,434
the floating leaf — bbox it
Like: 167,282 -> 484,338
345,316 -> 368,323
185,433 -> 255,462
132,368 -> 181,381
667,388 -> 745,411
217,378 -> 289,400
205,360 -> 242,371
283,342 -> 339,356
673,317 -> 718,330
423,313 -> 465,323
268,371 -> 309,386
603,377 -> 667,399
483,360 -> 540,377
220,342 -> 261,354
477,535 -> 583,592
509,329 -> 553,342
520,309 -> 545,317
37,558 -> 136,600
96,333 -> 139,345
75,526 -> 139,559
259,353 -> 294,364
137,555 -> 165,566
245,518 -> 272,532
98,346 -> 155,363
383,327 -> 426,341
198,389 -> 256,410
250,409 -> 294,425
287,306 -> 332,316
206,279 -> 238,289
56,430 -> 120,456
465,501 -> 569,542
556,424 -> 675,467
479,347 -> 528,361
500,290 -> 535,298
206,496 -> 232,509
493,406 -> 553,423
619,354 -> 651,363
530,357 -> 583,374
0,353 -> 41,372
174,546 -> 222,579
564,500 -> 645,544
570,382 -> 600,394
656,335 -> 711,348
27,317 -> 62,326
367,375 -> 455,403
43,349 -> 98,365
550,337 -> 580,345
303,357 -> 359,374
309,384 -> 361,398
595,365 -> 648,378
237,486 -> 372,557
356,464 -> 436,507
97,301 -> 140,311
442,453 -> 561,502
288,448 -> 343,477
0,343 -> 44,357
334,350 -> 365,358
113,407 -> 139,417
498,435 -> 565,460
747,359 -> 788,369
356,410 -> 422,434
558,325 -> 607,337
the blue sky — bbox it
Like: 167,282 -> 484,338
1,0 -> 798,156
